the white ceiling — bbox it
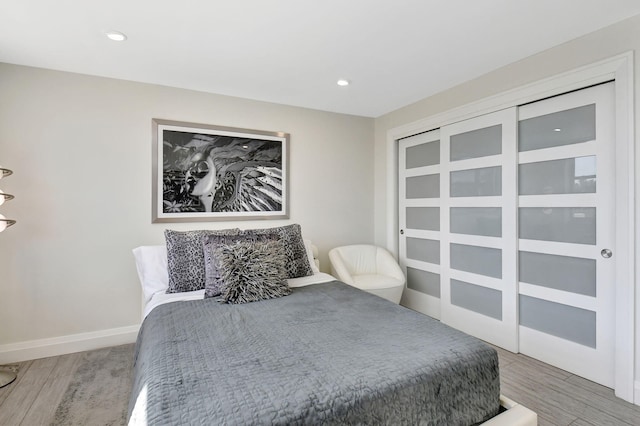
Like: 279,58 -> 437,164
2,1 -> 640,117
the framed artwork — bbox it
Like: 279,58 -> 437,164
152,119 -> 289,222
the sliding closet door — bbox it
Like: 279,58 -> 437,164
439,109 -> 518,352
398,129 -> 442,319
517,83 -> 615,387
398,81 -> 620,388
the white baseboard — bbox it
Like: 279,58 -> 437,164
0,324 -> 141,364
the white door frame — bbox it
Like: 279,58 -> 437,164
385,52 -> 635,402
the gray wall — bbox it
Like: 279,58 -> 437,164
0,63 -> 374,347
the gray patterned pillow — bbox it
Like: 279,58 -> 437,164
203,232 -> 278,298
165,228 -> 239,293
215,239 -> 291,304
242,224 -> 313,279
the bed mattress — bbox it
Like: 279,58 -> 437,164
128,281 -> 500,425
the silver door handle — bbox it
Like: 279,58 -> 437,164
601,248 -> 612,258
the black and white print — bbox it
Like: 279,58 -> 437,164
152,119 -> 289,222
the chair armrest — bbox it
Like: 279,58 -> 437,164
376,248 -> 406,284
328,249 -> 355,285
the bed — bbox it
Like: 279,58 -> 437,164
129,226 -> 536,425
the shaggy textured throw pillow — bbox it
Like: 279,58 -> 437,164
203,232 -> 278,298
216,239 -> 291,304
242,224 -> 313,279
165,228 -> 239,293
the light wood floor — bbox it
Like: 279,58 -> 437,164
1,344 -> 639,425
0,351 -> 87,425
493,345 -> 640,425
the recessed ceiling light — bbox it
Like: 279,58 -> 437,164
337,79 -> 350,87
553,128 -> 562,132
105,30 -> 127,41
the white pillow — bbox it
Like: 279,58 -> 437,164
303,239 -> 320,274
132,245 -> 169,304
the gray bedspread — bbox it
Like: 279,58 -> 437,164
128,281 -> 500,425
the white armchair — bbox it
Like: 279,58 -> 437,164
328,245 -> 405,304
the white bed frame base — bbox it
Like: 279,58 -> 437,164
485,395 -> 537,425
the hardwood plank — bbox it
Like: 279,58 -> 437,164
501,375 -> 578,425
544,379 -> 639,425
501,361 -> 636,425
0,361 -> 31,407
23,356 -> 58,372
45,352 -> 81,379
564,375 -> 640,424
537,415 -> 564,426
0,358 -> 57,426
563,374 -> 614,399
564,373 -> 640,414
517,361 -> 640,424
500,359 -> 578,424
511,352 -> 573,380
492,345 -> 518,367
569,419 -> 598,426
499,352 -> 640,425
19,353 -> 82,426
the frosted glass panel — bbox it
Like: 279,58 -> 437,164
519,104 -> 596,152
406,238 -> 440,264
407,267 -> 440,298
519,156 -> 596,195
451,279 -> 502,320
450,166 -> 502,197
406,207 -> 440,231
519,207 -> 596,245
450,207 -> 501,237
406,140 -> 440,169
450,125 -> 502,161
520,295 -> 596,348
450,243 -> 502,278
406,174 -> 439,199
519,251 -> 596,297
